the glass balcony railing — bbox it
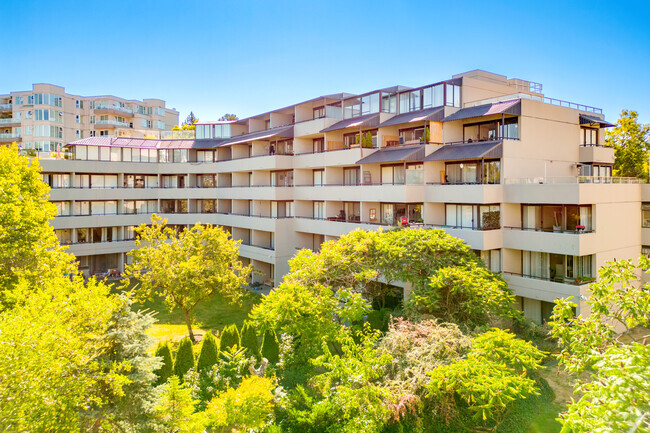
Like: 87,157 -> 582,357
0,118 -> 19,124
95,119 -> 130,127
94,105 -> 134,115
0,132 -> 21,139
0,104 -> 12,109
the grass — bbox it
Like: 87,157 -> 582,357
111,279 -> 261,346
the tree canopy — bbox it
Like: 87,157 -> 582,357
218,113 -> 239,121
124,215 -> 252,341
606,110 -> 650,178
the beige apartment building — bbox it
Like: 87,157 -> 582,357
36,70 -> 647,324
0,83 -> 179,151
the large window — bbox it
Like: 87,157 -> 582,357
381,164 -> 405,185
445,204 -> 500,230
271,170 -> 293,187
522,252 -> 593,282
313,201 -> 324,219
522,204 -> 592,232
399,90 -> 421,113
312,169 -> 324,186
160,200 -> 187,213
422,84 -> 444,108
445,160 -> 500,184
343,93 -> 380,119
344,167 -> 360,186
463,118 -> 519,142
271,201 -> 293,218
312,138 -> 325,153
381,203 -> 423,225
344,202 -> 360,222
580,128 -> 598,145
197,174 -> 216,188
643,203 -> 650,228
197,199 -> 216,213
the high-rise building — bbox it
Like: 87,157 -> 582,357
37,70 -> 646,324
0,83 -> 179,153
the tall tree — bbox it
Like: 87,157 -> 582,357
82,294 -> 162,432
550,256 -> 650,432
0,144 -> 75,307
606,110 -> 650,178
124,215 -> 252,342
154,376 -> 206,433
218,113 -> 238,121
183,112 -> 199,125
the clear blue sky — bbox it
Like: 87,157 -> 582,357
2,0 -> 649,124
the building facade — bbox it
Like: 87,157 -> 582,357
37,70 -> 646,324
0,83 -> 179,152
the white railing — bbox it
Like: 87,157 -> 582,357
0,133 -> 21,139
505,176 -> 643,185
94,104 -> 134,114
95,120 -> 130,127
465,93 -> 603,114
0,104 -> 12,109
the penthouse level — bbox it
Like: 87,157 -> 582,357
38,69 -> 645,324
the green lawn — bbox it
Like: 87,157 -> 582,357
111,280 -> 261,345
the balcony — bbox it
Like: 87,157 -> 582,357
94,120 -> 131,128
0,132 -> 21,143
579,145 -> 615,164
502,272 -> 589,304
502,227 -> 597,255
93,105 -> 134,116
0,117 -> 20,126
0,103 -> 12,112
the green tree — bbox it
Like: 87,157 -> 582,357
174,337 -> 195,380
0,276 -> 120,432
154,342 -> 174,386
197,331 -> 220,373
219,324 -> 241,351
154,376 -> 206,433
550,256 -> 650,432
0,144 -> 75,307
124,215 -> 251,342
206,375 -> 275,432
606,110 -> 650,178
240,321 -> 261,359
261,329 -> 280,363
82,294 -> 162,432
218,113 -> 239,121
427,329 -> 545,432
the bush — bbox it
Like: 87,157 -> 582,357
196,331 -> 219,373
174,337 -> 195,380
154,341 -> 174,386
220,324 -> 241,351
241,321 -> 261,359
261,329 -> 280,363
206,375 -> 275,431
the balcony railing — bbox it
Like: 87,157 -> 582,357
466,93 -> 603,114
0,104 -> 12,109
503,226 -> 594,234
504,176 -> 643,184
502,271 -> 593,286
0,133 -> 21,139
0,118 -> 19,124
94,105 -> 134,114
95,120 -> 131,127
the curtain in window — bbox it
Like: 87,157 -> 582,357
580,207 -> 591,231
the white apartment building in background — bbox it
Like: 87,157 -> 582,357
35,70 -> 648,324
0,83 -> 179,151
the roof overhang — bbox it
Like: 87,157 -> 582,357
320,113 -> 381,133
442,99 -> 521,122
216,126 -> 294,147
579,114 -> 615,128
424,141 -> 503,161
356,145 -> 425,164
378,106 -> 445,128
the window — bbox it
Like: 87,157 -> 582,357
140,119 -> 151,128
75,115 -> 80,123
405,163 -> 424,184
271,201 -> 293,218
53,201 -> 71,216
445,204 -> 500,230
522,204 -> 592,232
422,84 -> 444,108
399,90 -> 421,113
381,203 -> 423,225
160,199 -> 187,213
197,174 -> 216,188
197,150 -> 215,162
313,169 -> 324,186
313,106 -> 325,119
643,203 -> 650,228
197,199 -> 216,213
313,201 -> 324,219
343,93 -> 379,118
344,202 -> 360,222
581,128 -> 598,145
155,120 -> 165,129
381,164 -> 405,185
312,138 -> 325,153
381,93 -> 397,113
399,127 -> 424,144
271,170 -> 293,187
344,167 -> 360,185
155,107 -> 166,116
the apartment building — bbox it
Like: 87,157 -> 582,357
0,84 -> 179,151
38,70 -> 647,324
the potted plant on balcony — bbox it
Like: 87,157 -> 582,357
420,126 -> 430,144
361,132 -> 373,148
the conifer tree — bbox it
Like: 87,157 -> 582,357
220,324 -> 241,351
154,341 -> 174,386
197,331 -> 219,373
240,321 -> 261,359
261,329 -> 280,363
173,338 -> 195,380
